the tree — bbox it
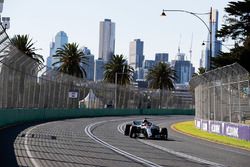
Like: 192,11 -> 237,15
217,0 -> 250,42
214,0 -> 250,72
53,43 -> 88,78
146,62 -> 176,108
11,34 -> 44,64
104,54 -> 134,85
192,67 -> 206,77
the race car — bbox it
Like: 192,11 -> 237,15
124,119 -> 168,140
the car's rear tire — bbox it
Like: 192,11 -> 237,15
160,128 -> 168,140
129,126 -> 137,138
124,124 -> 131,136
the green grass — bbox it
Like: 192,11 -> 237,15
173,121 -> 250,150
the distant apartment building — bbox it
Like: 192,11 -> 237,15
99,19 -> 115,63
47,31 -> 68,69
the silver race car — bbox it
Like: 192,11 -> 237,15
124,119 -> 168,140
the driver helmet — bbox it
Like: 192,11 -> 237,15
143,118 -> 148,123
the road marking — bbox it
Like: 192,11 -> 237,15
24,122 -> 53,167
118,122 -> 225,167
85,119 -> 163,167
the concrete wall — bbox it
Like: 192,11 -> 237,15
0,108 -> 194,128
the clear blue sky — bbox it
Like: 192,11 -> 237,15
3,0 -> 234,70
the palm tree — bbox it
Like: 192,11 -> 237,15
104,54 -> 134,85
192,67 -> 206,77
146,62 -> 176,108
52,43 -> 88,78
11,34 -> 44,64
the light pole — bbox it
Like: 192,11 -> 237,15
161,8 -> 212,70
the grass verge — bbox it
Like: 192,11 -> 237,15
172,121 -> 250,151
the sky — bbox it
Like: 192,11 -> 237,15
2,0 -> 234,71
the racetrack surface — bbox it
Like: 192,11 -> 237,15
2,115 -> 250,167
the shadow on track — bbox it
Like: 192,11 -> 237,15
0,122 -> 41,167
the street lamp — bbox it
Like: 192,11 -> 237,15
161,8 -> 212,70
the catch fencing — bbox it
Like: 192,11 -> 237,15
0,25 -> 193,109
190,63 -> 250,124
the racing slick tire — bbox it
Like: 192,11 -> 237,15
124,124 -> 131,136
129,126 -> 137,138
160,128 -> 168,140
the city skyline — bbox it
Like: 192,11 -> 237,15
3,0 -> 233,71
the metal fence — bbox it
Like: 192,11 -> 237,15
190,63 -> 250,123
0,25 -> 193,109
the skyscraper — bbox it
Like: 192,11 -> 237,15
94,58 -> 104,81
205,9 -> 221,69
47,31 -> 68,69
98,19 -> 115,63
129,39 -> 144,69
172,52 -> 194,84
129,39 -> 144,80
155,53 -> 169,64
81,47 -> 94,81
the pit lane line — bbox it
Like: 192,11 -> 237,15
84,119 -> 163,167
117,122 -> 225,167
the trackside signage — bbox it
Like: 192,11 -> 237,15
195,118 -> 250,141
225,125 -> 239,138
210,124 -> 221,134
68,91 -> 78,98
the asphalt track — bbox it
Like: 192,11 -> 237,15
1,115 -> 250,167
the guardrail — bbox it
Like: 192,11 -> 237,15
0,108 -> 194,128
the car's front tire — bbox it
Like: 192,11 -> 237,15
160,128 -> 168,140
124,124 -> 131,136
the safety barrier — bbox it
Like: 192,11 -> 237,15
195,118 -> 250,141
0,108 -> 194,128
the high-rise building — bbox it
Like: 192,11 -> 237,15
144,60 -> 155,70
47,31 -> 68,69
94,58 -> 104,81
143,60 -> 155,79
155,53 -> 169,64
129,39 -> 144,69
98,19 -> 115,63
82,47 -> 94,81
205,9 -> 222,69
172,52 -> 194,84
129,39 -> 144,80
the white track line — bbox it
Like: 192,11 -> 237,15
24,125 -> 41,167
117,122 -> 225,167
24,122 -> 52,167
85,119 -> 163,167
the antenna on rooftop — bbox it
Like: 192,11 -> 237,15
178,34 -> 182,54
189,33 -> 193,62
